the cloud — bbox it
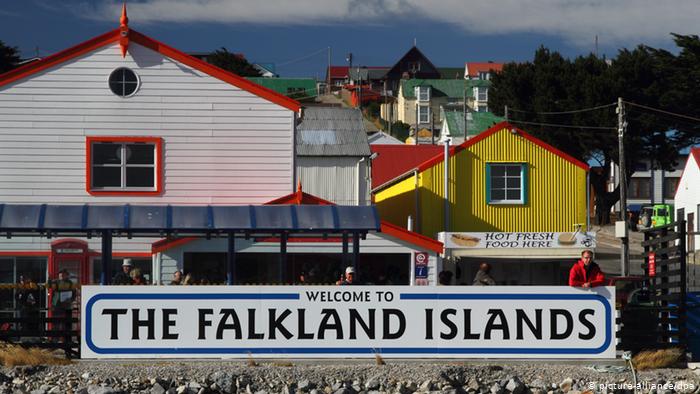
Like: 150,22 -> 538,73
78,0 -> 700,48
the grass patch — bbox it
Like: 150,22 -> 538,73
247,353 -> 258,367
271,361 -> 294,367
0,345 -> 71,367
633,348 -> 685,370
375,353 -> 385,365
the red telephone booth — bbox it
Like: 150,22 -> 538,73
49,239 -> 89,284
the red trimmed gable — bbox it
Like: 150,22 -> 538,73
415,121 -> 589,174
0,29 -> 300,112
266,190 -> 443,254
371,145 -> 443,189
692,147 -> 700,170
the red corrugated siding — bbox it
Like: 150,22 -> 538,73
371,145 -> 443,189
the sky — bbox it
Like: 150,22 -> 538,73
1,0 -> 699,78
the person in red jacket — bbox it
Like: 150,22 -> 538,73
569,250 -> 606,287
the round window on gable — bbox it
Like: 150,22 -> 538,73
108,67 -> 140,97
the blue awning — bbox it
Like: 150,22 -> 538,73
0,204 -> 381,237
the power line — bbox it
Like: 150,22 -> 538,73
623,100 -> 700,123
276,47 -> 329,67
507,119 -> 617,130
507,102 -> 617,115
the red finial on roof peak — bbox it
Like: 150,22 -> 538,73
119,3 -> 130,58
120,3 -> 129,28
295,181 -> 303,204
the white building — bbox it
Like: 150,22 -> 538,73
296,107 -> 372,206
0,9 -> 441,287
674,147 -> 700,254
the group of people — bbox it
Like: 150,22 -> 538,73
111,259 -> 147,285
437,249 -> 606,288
14,269 -> 76,336
108,250 -> 605,287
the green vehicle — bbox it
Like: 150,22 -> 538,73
638,204 -> 673,229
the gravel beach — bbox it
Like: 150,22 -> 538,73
2,360 -> 699,394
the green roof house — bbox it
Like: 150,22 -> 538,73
439,109 -> 504,143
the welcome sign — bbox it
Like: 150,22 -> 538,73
81,286 -> 615,358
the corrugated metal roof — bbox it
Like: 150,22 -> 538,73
297,107 -> 372,156
444,111 -> 504,138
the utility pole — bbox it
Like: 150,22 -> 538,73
504,105 -> 509,122
327,46 -> 331,95
617,97 -> 629,276
463,86 -> 467,141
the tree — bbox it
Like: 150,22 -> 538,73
0,40 -> 20,74
489,38 -> 700,224
206,47 -> 261,77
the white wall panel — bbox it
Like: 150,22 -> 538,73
0,42 -> 296,212
296,157 -> 370,206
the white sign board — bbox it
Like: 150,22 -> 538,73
81,286 -> 615,359
443,232 -> 596,249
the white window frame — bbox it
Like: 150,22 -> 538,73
488,163 -> 525,204
418,105 -> 431,124
90,141 -> 157,192
475,86 -> 488,102
478,71 -> 490,80
415,86 -> 431,102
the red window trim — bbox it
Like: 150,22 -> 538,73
86,136 -> 163,196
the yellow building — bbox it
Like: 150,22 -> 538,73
374,122 -> 592,285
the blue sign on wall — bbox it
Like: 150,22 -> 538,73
415,266 -> 428,279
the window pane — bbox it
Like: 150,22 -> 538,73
492,177 -> 505,188
126,167 -> 154,187
17,257 -> 47,284
123,82 -> 138,96
506,165 -> 521,176
92,166 -> 121,187
93,143 -> 121,165
123,70 -> 137,83
491,190 -> 505,200
506,177 -> 520,188
491,166 -> 505,177
126,144 -> 154,165
0,258 -> 13,283
507,190 -> 521,200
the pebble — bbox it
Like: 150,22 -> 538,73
0,361 -> 696,394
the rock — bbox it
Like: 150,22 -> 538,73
559,379 -> 573,393
420,380 -> 434,392
298,380 -> 311,391
151,383 -> 166,394
365,379 -> 380,391
48,387 -> 62,394
30,390 -> 46,394
674,380 -> 696,394
490,383 -> 504,394
332,389 -> 348,394
86,386 -> 116,394
175,385 -> 188,394
505,378 -> 525,394
81,373 -> 91,381
211,372 -> 233,393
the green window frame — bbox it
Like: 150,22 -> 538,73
486,163 -> 528,205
